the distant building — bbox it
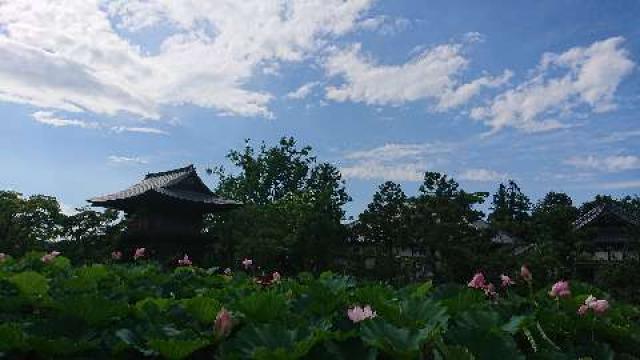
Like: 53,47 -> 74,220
89,165 -> 241,259
574,202 -> 639,263
341,222 -> 432,281
471,219 -> 530,249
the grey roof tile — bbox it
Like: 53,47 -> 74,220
88,164 -> 241,208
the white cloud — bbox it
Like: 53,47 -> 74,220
356,15 -> 410,35
458,168 -> 507,182
32,111 -> 98,128
108,155 -> 148,165
341,142 -> 451,181
471,37 -> 635,133
341,160 -> 425,181
436,70 -> 512,110
565,155 -> 640,172
462,31 -> 485,44
597,180 -> 640,190
110,126 -> 169,135
0,0 -> 375,119
33,111 -> 168,135
324,42 -> 509,110
345,142 -> 451,161
599,129 -> 640,143
59,202 -> 79,216
286,82 -> 319,100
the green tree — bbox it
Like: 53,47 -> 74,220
488,180 -> 531,240
57,207 -> 124,262
206,137 -> 350,272
0,191 -> 64,255
358,182 -> 410,254
530,192 -> 579,278
356,181 -> 411,279
409,172 -> 489,283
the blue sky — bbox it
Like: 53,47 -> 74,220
0,0 -> 639,217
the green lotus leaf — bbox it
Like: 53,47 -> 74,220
222,323 -> 323,360
360,317 -> 440,360
9,271 -> 49,297
29,336 -> 97,356
57,295 -> 128,326
235,291 -> 289,323
181,296 -> 222,323
147,338 -> 209,360
0,323 -> 26,352
446,310 -> 525,360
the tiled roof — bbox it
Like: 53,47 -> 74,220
88,165 -> 241,207
574,203 -> 639,230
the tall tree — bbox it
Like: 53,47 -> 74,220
488,180 -> 531,239
531,192 -> 579,276
356,181 -> 410,278
358,182 -> 409,251
409,172 -> 488,282
206,137 -> 350,272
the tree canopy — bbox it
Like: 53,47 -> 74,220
206,137 -> 350,273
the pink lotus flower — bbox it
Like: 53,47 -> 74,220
241,258 -> 253,269
467,272 -> 487,289
484,283 -> 497,297
111,251 -> 122,260
585,295 -> 597,307
178,254 -> 192,266
347,305 -> 377,323
133,248 -> 145,260
578,295 -> 610,316
577,304 -> 589,316
41,251 -> 61,263
272,271 -> 281,282
214,308 -> 233,337
549,280 -> 571,298
0,253 -> 6,263
591,299 -> 609,314
500,274 -> 515,287
520,265 -> 532,282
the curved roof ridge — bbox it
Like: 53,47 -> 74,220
574,202 -> 639,229
145,164 -> 194,179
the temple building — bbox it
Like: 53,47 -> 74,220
574,202 -> 639,262
89,165 -> 241,259
574,202 -> 639,280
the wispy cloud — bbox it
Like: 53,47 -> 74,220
345,143 -> 452,161
565,155 -> 640,172
108,155 -> 148,165
462,31 -> 485,44
471,37 -> 635,133
596,180 -> 640,190
599,129 -> 640,143
341,160 -> 425,182
111,126 -> 169,135
32,111 -> 98,129
285,82 -> 319,100
33,111 -> 168,135
458,168 -> 507,182
341,142 -> 451,181
356,15 -> 410,35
